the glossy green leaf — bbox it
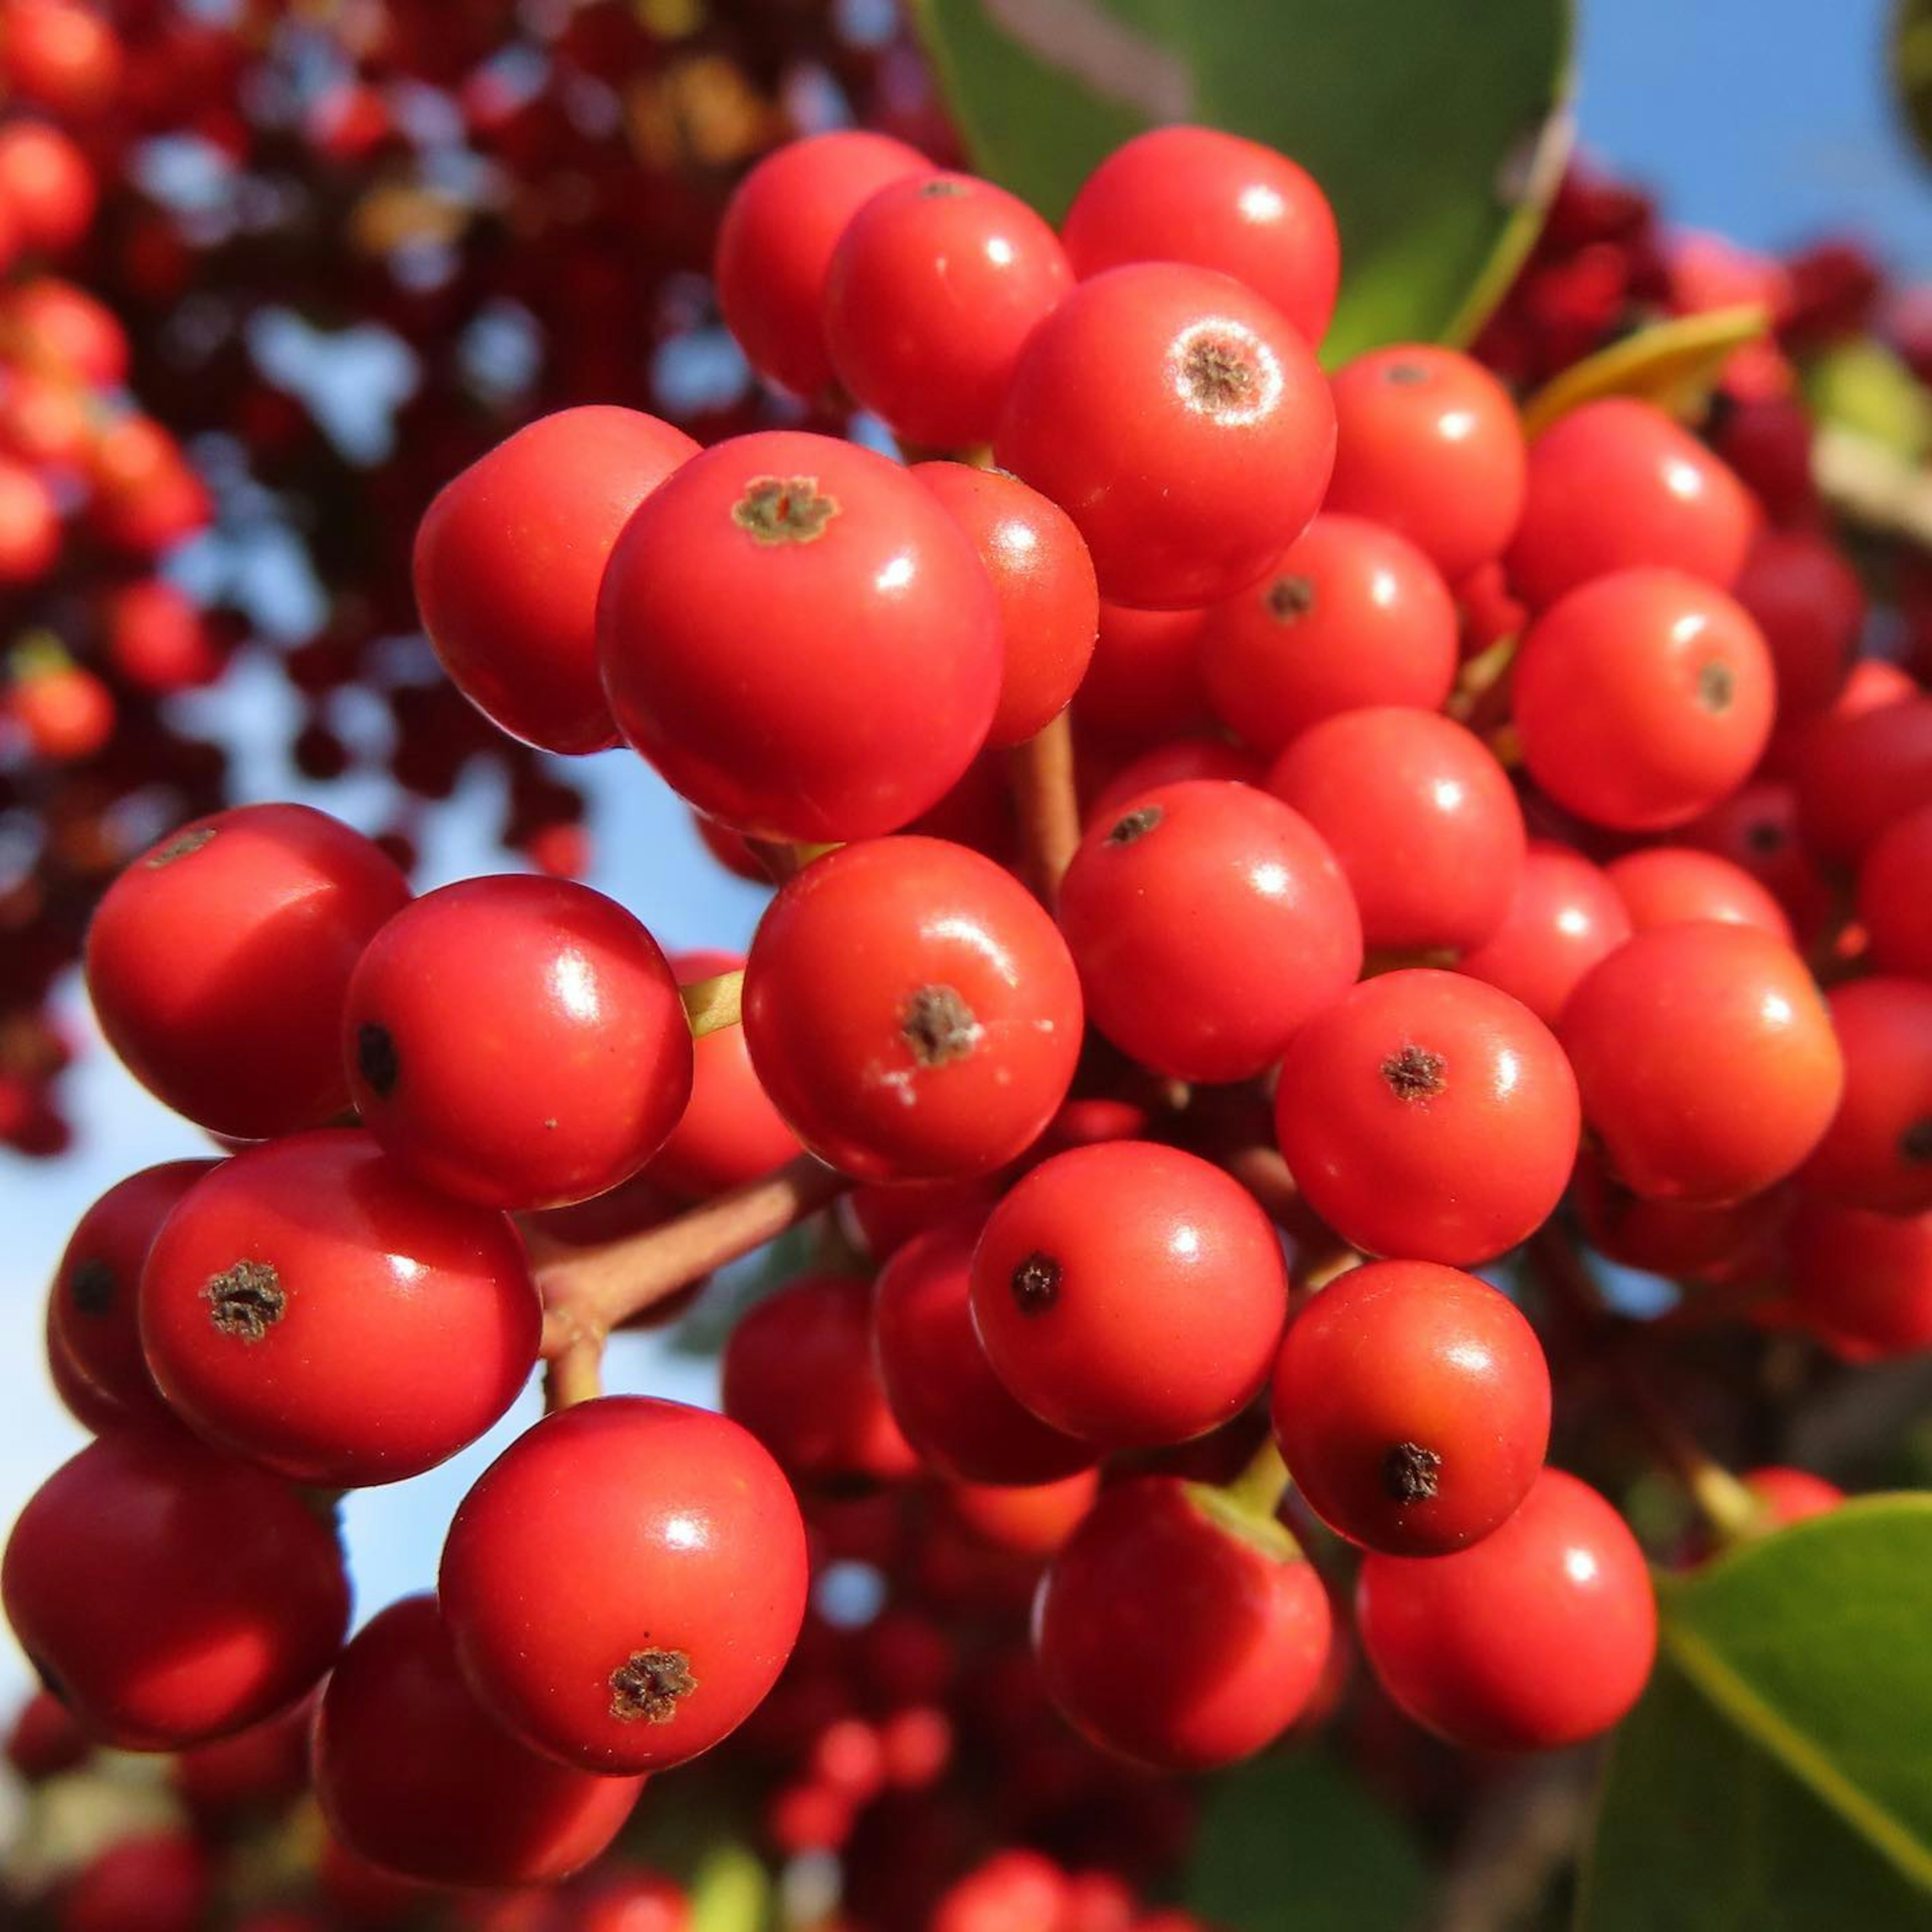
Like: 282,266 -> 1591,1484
1520,304 -> 1770,437
908,0 -> 1574,361
1578,1496 -> 1932,1931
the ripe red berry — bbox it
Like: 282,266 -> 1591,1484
1512,569 -> 1776,830
825,173 -> 1072,451
3,1429 -> 349,1749
872,1212 -> 1095,1486
1860,800 -> 1932,978
1201,514 -> 1459,755
1679,780 -> 1836,944
598,431 -> 1002,842
1056,779 -> 1361,1082
994,262 -> 1334,610
714,131 -> 931,402
1083,735 -> 1264,828
1266,706 -> 1526,954
1797,978 -> 1932,1214
1032,1476 -> 1331,1769
941,1470 -> 1100,1557
0,451 -> 60,582
913,461 -> 1098,747
1794,693 -> 1932,861
84,803 -> 410,1140
1356,1468 -> 1655,1751
969,1142 -> 1288,1447
932,1849 -> 1069,1932
7,1688 -> 87,1782
1732,526 -> 1863,722
141,1130 -> 540,1487
414,407 -> 697,756
742,837 -> 1082,1181
573,1870 -> 692,1932
1789,1202 -> 1932,1359
439,1396 -> 809,1774
61,1831 -> 211,1932
1457,840 -> 1632,1025
1075,602 -> 1212,743
344,875 -> 693,1210
1274,970 -> 1580,1265
1059,125 -> 1341,345
0,120 -> 95,253
1507,398 -> 1754,608
1272,1260 -> 1550,1555
314,1595 -> 644,1888
1560,922 -> 1843,1203
1572,1147 -> 1781,1279
1605,846 -> 1793,943
1323,346 -> 1526,582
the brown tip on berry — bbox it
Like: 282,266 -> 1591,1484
1902,1118 -> 1932,1165
1181,335 -> 1257,413
357,1022 -> 399,1099
203,1260 -> 286,1341
1384,361 -> 1430,386
732,475 -> 840,545
1382,1441 -> 1442,1503
918,178 -> 969,197
1106,806 -> 1163,846
609,1648 -> 697,1724
1266,575 -> 1317,621
1696,659 -> 1736,712
1745,819 -> 1785,854
1381,1044 -> 1446,1101
901,985 -> 980,1067
1010,1250 -> 1061,1314
146,826 -> 216,868
68,1258 -> 114,1318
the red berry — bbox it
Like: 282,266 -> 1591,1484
440,1396 -> 809,1773
1323,346 -> 1525,582
1795,693 -> 1932,861
1740,1466 -> 1846,1530
1356,1468 -> 1655,1751
1560,923 -> 1843,1203
3,1429 -> 349,1749
1732,526 -> 1862,722
1272,1260 -> 1550,1555
1083,735 -> 1263,828
1860,800 -> 1932,978
84,803 -> 410,1140
1274,970 -> 1580,1265
941,1470 -> 1100,1557
932,1849 -> 1068,1932
1060,125 -> 1340,345
1679,780 -> 1836,944
994,262 -> 1334,610
1032,1476 -> 1331,1769
61,1831 -> 211,1932
103,579 -> 224,691
1789,1202 -> 1932,1359
1458,840 -> 1632,1026
1512,569 -> 1776,830
6,1688 -> 87,1781
314,1596 -> 643,1888
0,453 -> 59,582
1797,978 -> 1932,1214
0,120 -> 94,253
969,1142 -> 1288,1447
572,1870 -> 692,1932
1572,1147 -> 1780,1279
414,406 -> 697,755
599,431 -> 1002,842
1507,398 -> 1754,608
742,837 -> 1083,1181
1605,845 -> 1793,943
141,1130 -> 539,1487
1057,779 -> 1361,1082
1075,602 -> 1211,744
9,661 -> 109,758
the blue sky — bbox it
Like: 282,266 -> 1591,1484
1,0 -> 1926,1710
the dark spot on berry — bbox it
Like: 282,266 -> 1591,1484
1266,575 -> 1317,621
1745,819 -> 1785,855
1902,1118 -> 1932,1165
1382,1441 -> 1442,1503
1381,1044 -> 1446,1101
1010,1251 -> 1061,1314
1696,659 -> 1736,712
1181,335 -> 1257,412
357,1023 -> 399,1099
146,826 -> 216,868
1106,806 -> 1163,846
68,1258 -> 115,1318
203,1260 -> 286,1341
1383,362 -> 1430,386
609,1648 -> 697,1724
918,178 -> 968,197
732,475 -> 840,545
901,985 -> 979,1067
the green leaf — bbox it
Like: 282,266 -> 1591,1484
1804,340 -> 1932,463
1578,1496 -> 1932,1932
908,0 -> 1575,362
1519,305 -> 1770,438
1894,0 -> 1932,169
1181,1747 -> 1427,1932
688,1839 -> 775,1932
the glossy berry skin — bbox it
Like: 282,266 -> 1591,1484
1797,696 -> 1932,862
1797,979 -> 1932,1215
414,407 -> 698,755
913,462 -> 1098,747
1059,125 -> 1340,345
1275,971 -> 1579,1265
943,1469 -> 1101,1557
1201,514 -> 1458,755
1732,526 -> 1862,722
314,1596 -> 643,1889
969,1142 -> 1288,1448
1323,346 -> 1525,582
1267,708 -> 1526,955
1056,780 -> 1361,1082
994,262 -> 1334,611
1605,846 -> 1793,943
714,131 -> 930,402
47,1160 -> 213,1426
1356,1468 -> 1655,1751
1572,1147 -> 1779,1280
344,875 -> 693,1210
1512,569 -> 1776,831
599,431 -> 1002,842
440,1396 -> 809,1774
825,174 -> 1072,451
742,837 -> 1082,1182
1457,841 -> 1632,1026
1860,802 -> 1932,978
1075,602 -> 1212,743
1084,735 -> 1263,828
721,1271 -> 919,1488
1506,398 -> 1755,609
1789,1203 -> 1932,1359
872,1213 -> 1095,1486
1272,1261 -> 1550,1556
1681,781 -> 1836,947
141,1131 -> 539,1487
1560,923 -> 1843,1204
84,803 -> 410,1140
1032,1477 -> 1331,1770
2,1429 -> 350,1749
